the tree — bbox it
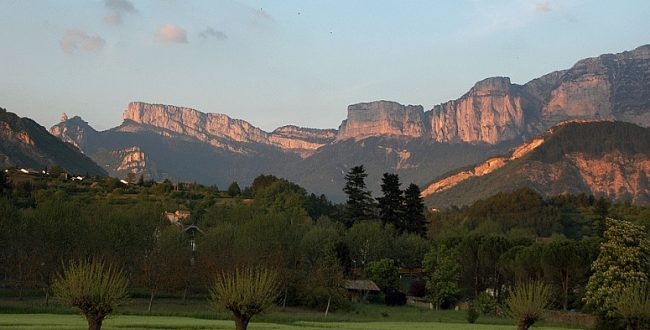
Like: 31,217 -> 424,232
506,280 -> 551,330
227,181 -> 241,197
53,259 -> 129,330
377,173 -> 403,230
423,245 -> 461,309
541,239 -> 591,310
250,174 -> 280,197
614,282 -> 650,330
584,218 -> 650,317
403,183 -> 427,236
342,165 -> 375,227
364,258 -> 400,293
210,266 -> 280,330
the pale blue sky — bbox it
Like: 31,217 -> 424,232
1,0 -> 649,131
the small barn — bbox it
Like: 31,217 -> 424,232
343,280 -> 381,302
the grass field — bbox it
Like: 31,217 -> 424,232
0,294 -> 589,330
0,313 -> 584,330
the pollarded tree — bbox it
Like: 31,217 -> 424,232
342,165 -> 376,227
210,266 -> 280,330
377,173 -> 403,230
584,218 -> 650,317
53,259 -> 129,330
403,183 -> 427,237
506,280 -> 552,330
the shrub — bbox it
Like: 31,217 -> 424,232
614,282 -> 650,330
467,300 -> 480,324
384,289 -> 406,306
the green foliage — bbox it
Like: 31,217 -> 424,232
477,292 -> 499,316
346,221 -> 394,268
541,238 -> 592,310
364,258 -> 399,293
377,173 -> 403,229
53,259 -> 129,330
506,280 -> 552,330
209,266 -> 280,330
403,183 -> 427,236
342,165 -> 376,227
227,181 -> 241,197
423,245 -> 461,309
466,300 -> 480,324
584,218 -> 650,317
614,282 -> 650,330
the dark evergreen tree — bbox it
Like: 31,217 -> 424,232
227,181 -> 241,197
342,165 -> 375,227
403,183 -> 427,236
377,173 -> 403,230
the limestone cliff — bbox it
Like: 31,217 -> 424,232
123,102 -> 335,156
427,77 -> 527,144
337,101 -> 426,139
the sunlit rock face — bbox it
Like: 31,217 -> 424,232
337,101 -> 426,140
427,77 -> 526,144
123,102 -> 335,156
528,44 -> 650,128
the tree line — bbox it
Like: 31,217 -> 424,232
1,166 -> 649,329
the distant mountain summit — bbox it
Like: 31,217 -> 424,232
49,45 -> 650,201
0,108 -> 106,176
423,121 -> 650,207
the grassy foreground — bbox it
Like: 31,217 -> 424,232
0,313 -> 583,330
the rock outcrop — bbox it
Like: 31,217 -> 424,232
335,45 -> 650,144
337,101 -> 426,139
0,108 -> 106,176
123,102 -> 335,156
427,77 -> 527,144
423,121 -> 650,207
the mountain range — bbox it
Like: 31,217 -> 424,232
5,45 -> 650,204
0,108 -> 106,176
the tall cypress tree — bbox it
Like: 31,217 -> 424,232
377,173 -> 403,230
403,183 -> 427,237
342,165 -> 375,227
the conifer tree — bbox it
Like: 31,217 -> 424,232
342,165 -> 375,227
377,173 -> 403,230
403,183 -> 427,236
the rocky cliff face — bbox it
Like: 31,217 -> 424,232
423,121 -> 650,207
427,77 -> 527,144
337,101 -> 426,139
335,45 -> 650,144
0,108 -> 106,175
123,102 -> 335,156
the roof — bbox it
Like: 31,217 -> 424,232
343,280 -> 381,292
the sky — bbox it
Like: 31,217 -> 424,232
0,0 -> 649,131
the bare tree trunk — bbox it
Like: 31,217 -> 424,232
282,287 -> 288,310
562,272 -> 569,312
86,314 -> 104,330
44,287 -> 50,306
235,316 -> 250,330
182,284 -> 188,304
147,290 -> 155,313
325,295 -> 331,317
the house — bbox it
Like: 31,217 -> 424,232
165,210 -> 192,223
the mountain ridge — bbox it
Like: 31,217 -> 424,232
47,45 -> 650,201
